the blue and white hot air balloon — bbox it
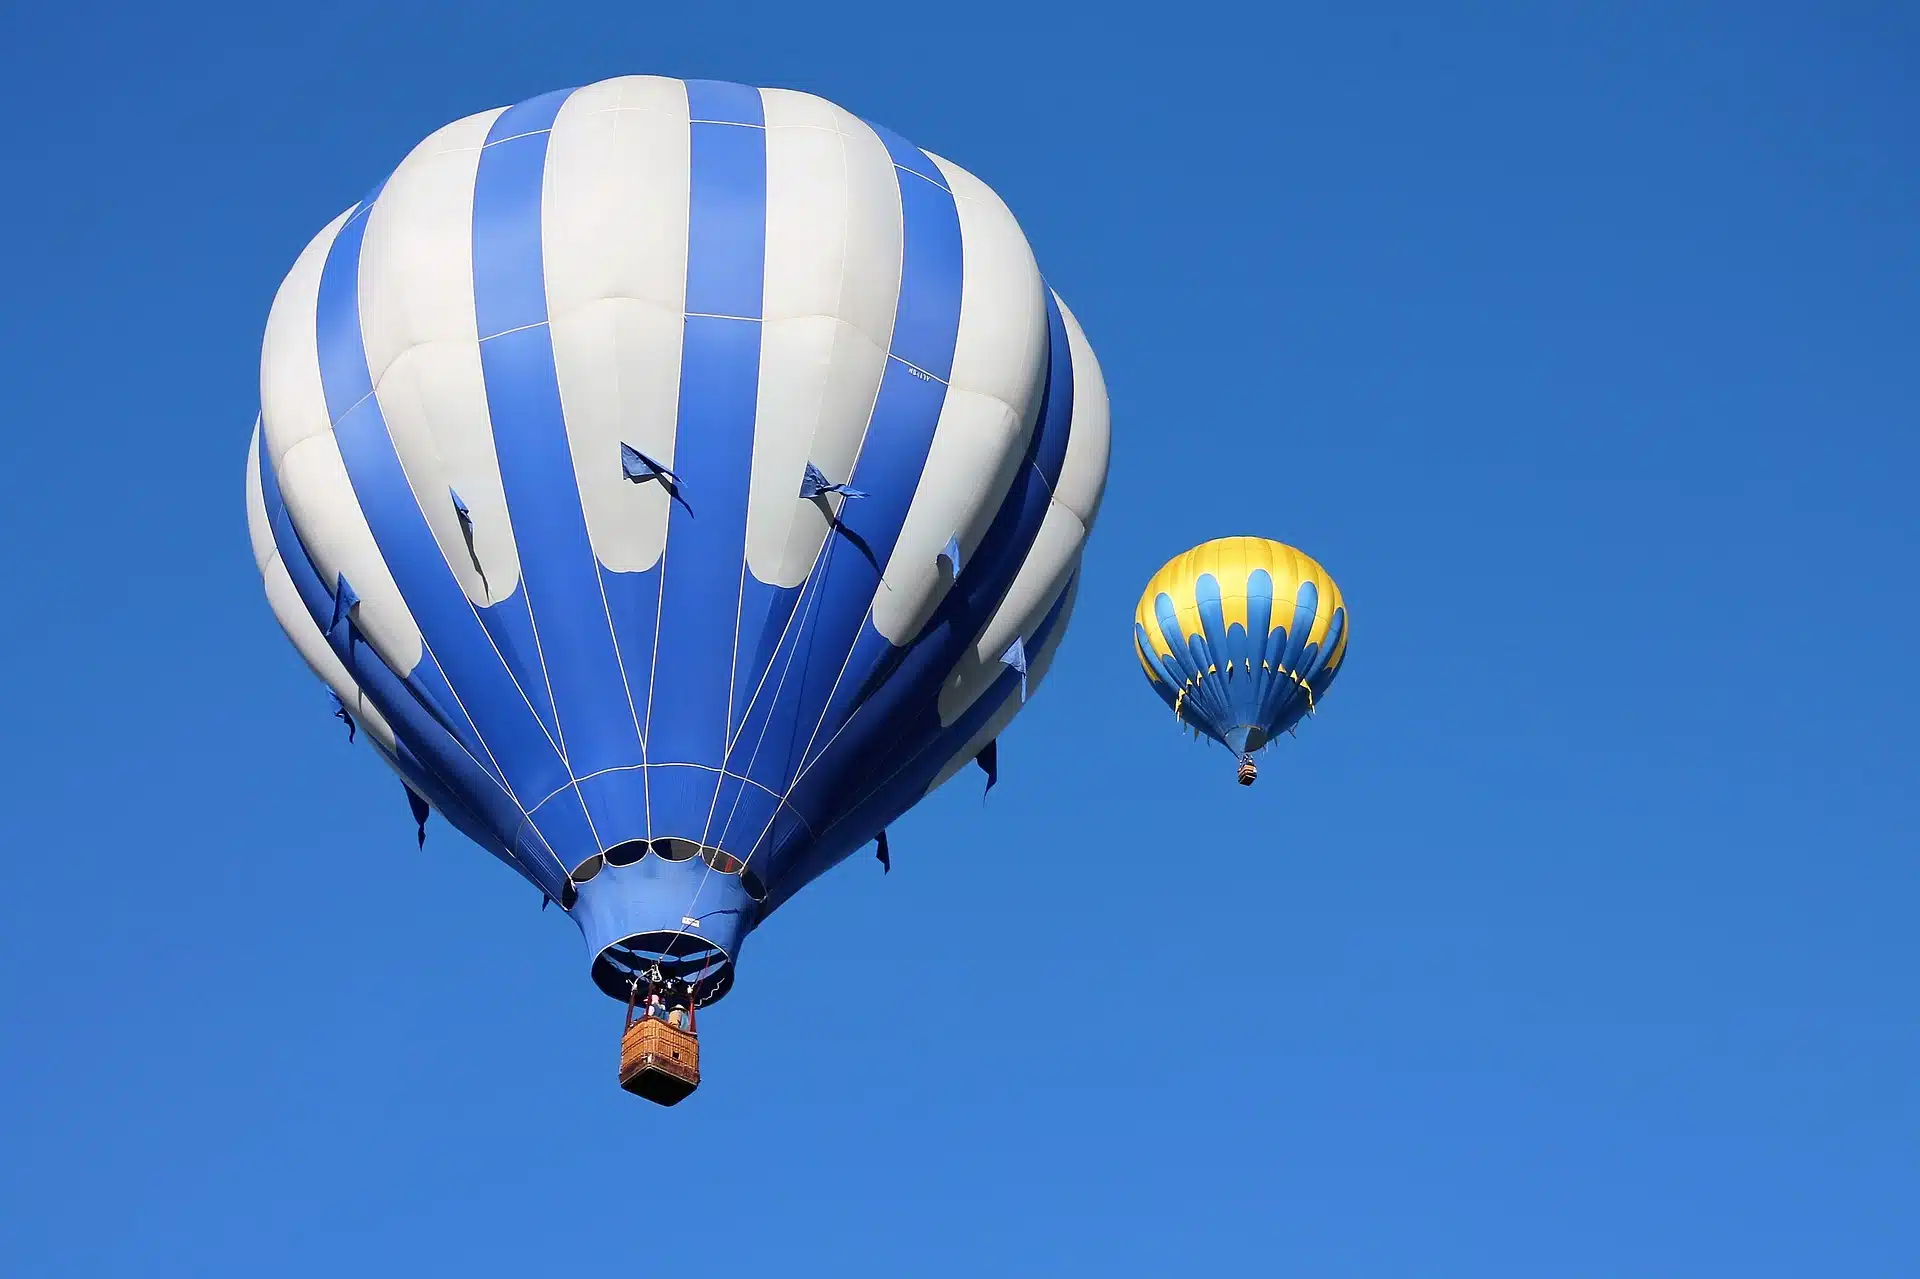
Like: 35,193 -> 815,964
243,77 -> 1110,1074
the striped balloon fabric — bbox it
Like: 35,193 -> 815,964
246,77 -> 1109,1003
1133,538 -> 1349,784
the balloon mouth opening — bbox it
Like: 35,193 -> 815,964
593,930 -> 735,1007
570,839 -> 766,901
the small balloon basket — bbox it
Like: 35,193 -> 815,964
618,976 -> 701,1105
619,1018 -> 700,1105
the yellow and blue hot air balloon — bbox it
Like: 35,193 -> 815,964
1134,537 -> 1349,785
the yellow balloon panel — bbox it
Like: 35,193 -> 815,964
1134,536 -> 1348,666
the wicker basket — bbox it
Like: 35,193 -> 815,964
619,1017 -> 701,1105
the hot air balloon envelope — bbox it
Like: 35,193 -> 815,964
1133,537 -> 1348,781
246,76 -> 1111,1009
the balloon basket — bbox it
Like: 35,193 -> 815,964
619,1016 -> 701,1105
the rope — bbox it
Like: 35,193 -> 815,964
639,514 -> 859,1000
689,952 -> 711,1035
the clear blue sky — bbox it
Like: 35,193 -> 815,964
2,2 -> 1914,1274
